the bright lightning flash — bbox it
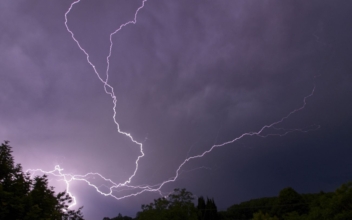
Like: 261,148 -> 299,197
27,0 -> 319,208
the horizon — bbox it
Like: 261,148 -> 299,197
1,1 -> 352,219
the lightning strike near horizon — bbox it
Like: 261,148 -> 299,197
28,0 -> 320,208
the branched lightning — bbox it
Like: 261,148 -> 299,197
27,0 -> 320,208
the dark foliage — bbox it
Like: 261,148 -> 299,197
5,140 -> 350,220
136,188 -> 198,220
0,141 -> 84,220
224,196 -> 277,219
273,187 -> 309,217
219,183 -> 352,220
197,196 -> 218,220
105,182 -> 352,220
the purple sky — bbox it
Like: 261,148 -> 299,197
1,0 -> 352,219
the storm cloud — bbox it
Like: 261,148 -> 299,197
1,0 -> 352,219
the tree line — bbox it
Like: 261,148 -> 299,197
104,181 -> 352,220
1,141 -> 351,220
0,141 -> 83,219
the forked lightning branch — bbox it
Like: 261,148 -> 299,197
28,0 -> 319,208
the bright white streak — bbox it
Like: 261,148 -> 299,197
64,0 -> 147,186
28,0 -> 319,208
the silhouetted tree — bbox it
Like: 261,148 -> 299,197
137,188 -> 198,220
0,141 -> 84,219
197,196 -> 218,220
328,182 -> 352,219
272,187 -> 308,217
197,196 -> 206,219
303,182 -> 352,220
206,198 -> 218,220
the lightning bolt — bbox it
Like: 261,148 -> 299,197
28,0 -> 320,209
63,0 -> 147,187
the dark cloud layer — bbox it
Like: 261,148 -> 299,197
1,0 -> 352,219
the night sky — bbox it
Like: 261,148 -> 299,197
1,0 -> 352,219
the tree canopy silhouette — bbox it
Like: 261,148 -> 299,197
0,141 -> 84,220
136,188 -> 198,220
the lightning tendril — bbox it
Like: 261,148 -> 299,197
27,0 -> 319,208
